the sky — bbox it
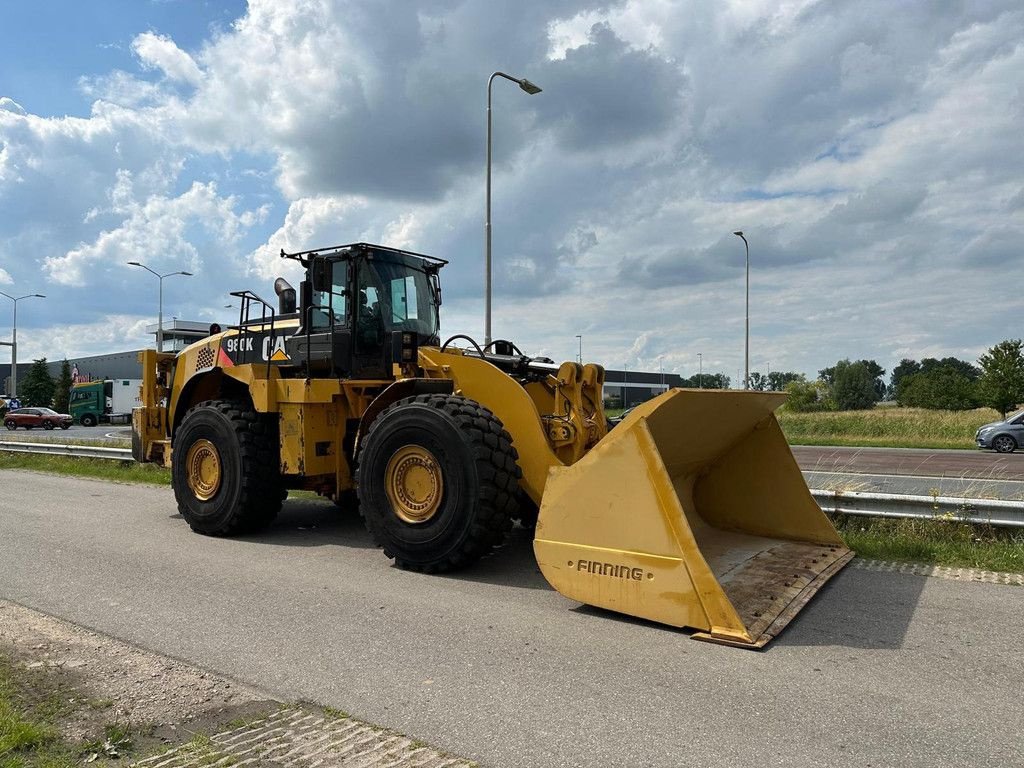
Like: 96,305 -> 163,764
0,0 -> 1021,385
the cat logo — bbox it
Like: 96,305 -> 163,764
262,335 -> 290,362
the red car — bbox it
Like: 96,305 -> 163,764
4,407 -> 73,430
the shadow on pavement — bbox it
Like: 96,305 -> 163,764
232,498 -> 378,550
173,497 -> 929,644
564,561 -> 928,651
226,499 -> 549,595
773,566 -> 927,650
434,528 -> 552,591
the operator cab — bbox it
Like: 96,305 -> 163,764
282,242 -> 445,379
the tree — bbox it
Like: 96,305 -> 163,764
748,371 -> 769,391
889,358 -> 920,400
699,373 -> 730,390
899,370 -> 980,410
53,359 -> 73,413
920,357 -> 980,380
749,371 -> 805,391
784,379 -> 830,412
978,339 -> 1024,417
767,371 -> 804,391
820,359 -> 884,402
830,359 -> 877,410
859,359 -> 886,401
20,358 -> 55,408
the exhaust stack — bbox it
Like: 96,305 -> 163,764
274,278 -> 296,315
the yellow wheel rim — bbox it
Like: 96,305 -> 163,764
185,438 -> 222,501
385,445 -> 444,524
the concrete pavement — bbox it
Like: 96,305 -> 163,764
2,471 -> 1023,767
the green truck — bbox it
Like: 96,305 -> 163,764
69,379 -> 142,426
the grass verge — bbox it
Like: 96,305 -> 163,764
0,650 -> 143,768
778,406 -> 998,450
833,515 -> 1024,573
0,453 -> 170,485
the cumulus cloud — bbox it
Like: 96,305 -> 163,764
0,0 -> 1021,376
131,32 -> 203,86
44,177 -> 264,286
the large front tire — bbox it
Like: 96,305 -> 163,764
172,400 -> 282,535
356,394 -> 521,573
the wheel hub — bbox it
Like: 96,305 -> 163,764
385,445 -> 444,524
185,438 -> 222,501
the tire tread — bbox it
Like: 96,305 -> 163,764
174,399 -> 282,535
356,394 -> 521,573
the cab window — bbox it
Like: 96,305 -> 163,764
310,261 -> 349,329
389,275 -> 419,323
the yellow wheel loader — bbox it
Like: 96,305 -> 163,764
133,242 -> 852,648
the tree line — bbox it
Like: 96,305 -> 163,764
779,339 -> 1024,415
2,358 -> 73,413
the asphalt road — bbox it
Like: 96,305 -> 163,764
1,423 -> 131,441
793,445 -> 1024,479
794,446 -> 1024,499
2,472 -> 1022,767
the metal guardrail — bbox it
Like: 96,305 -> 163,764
3,440 -> 1023,527
811,489 -> 1024,528
0,441 -> 133,461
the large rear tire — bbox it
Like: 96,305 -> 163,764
172,400 -> 282,536
356,394 -> 521,572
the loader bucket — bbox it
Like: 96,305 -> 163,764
533,389 -> 852,648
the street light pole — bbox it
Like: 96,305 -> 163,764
0,292 -> 46,398
127,262 -> 193,352
485,71 -> 542,347
732,231 -> 750,390
575,334 -> 582,364
698,352 -> 703,389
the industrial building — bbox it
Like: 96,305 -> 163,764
1,322 -> 211,394
3,319 -> 686,404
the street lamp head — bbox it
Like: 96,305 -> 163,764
518,78 -> 542,95
33,294 -> 45,299
732,231 -> 743,237
179,271 -> 194,277
127,261 -> 142,266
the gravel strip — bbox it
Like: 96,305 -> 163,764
0,600 -> 477,766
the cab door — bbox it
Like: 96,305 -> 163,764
290,257 -> 353,375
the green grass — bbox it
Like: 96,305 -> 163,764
778,406 -> 999,449
0,653 -> 157,768
835,515 -> 1024,573
0,653 -> 72,768
0,454 -> 170,485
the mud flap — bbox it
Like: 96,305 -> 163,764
533,389 -> 853,648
